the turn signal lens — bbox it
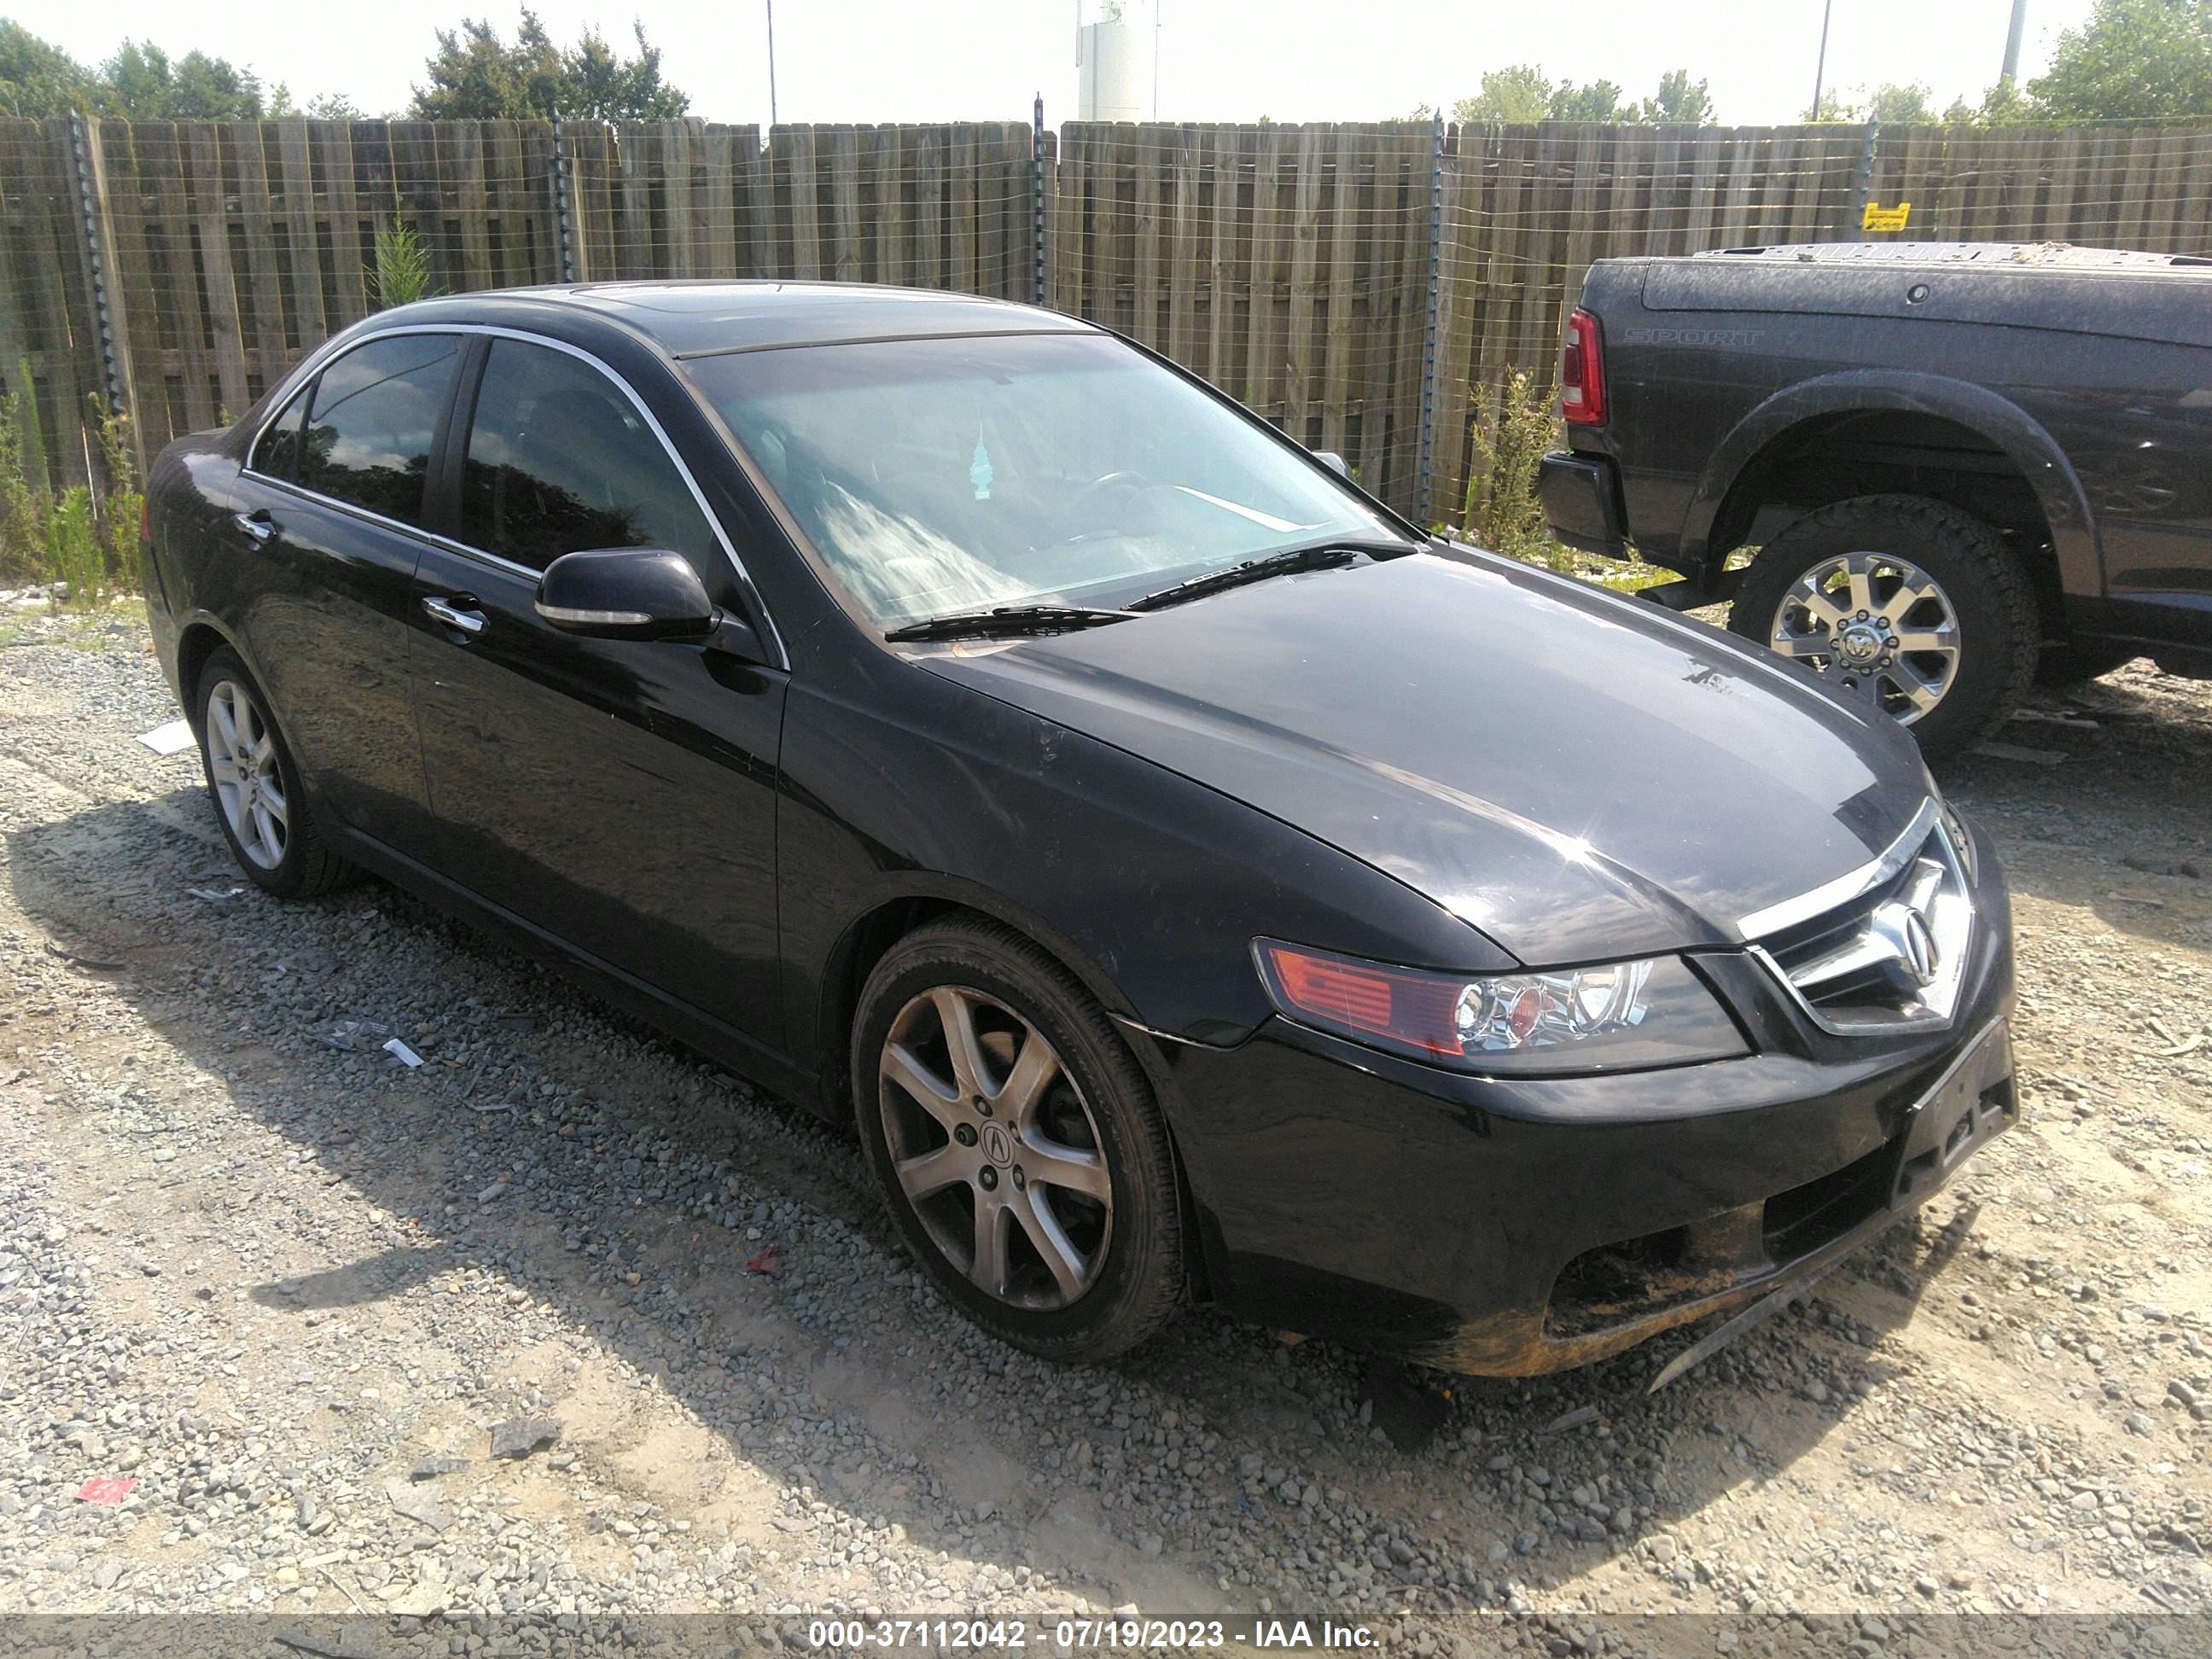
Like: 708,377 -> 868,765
1254,940 -> 1747,1075
1941,800 -> 1977,886
1255,942 -> 1464,1057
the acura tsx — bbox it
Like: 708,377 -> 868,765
141,282 -> 2016,1375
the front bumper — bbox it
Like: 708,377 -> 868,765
1155,846 -> 2016,1376
1539,449 -> 1627,556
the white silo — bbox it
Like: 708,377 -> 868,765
1076,8 -> 1141,122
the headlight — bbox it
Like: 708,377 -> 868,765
1253,940 -> 1747,1074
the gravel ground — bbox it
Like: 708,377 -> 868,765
0,602 -> 2206,1654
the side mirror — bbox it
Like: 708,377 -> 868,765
535,547 -> 718,642
1314,450 -> 1349,478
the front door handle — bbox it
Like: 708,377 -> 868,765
232,509 -> 275,544
422,594 -> 487,636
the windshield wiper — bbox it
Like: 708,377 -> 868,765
1125,536 -> 1416,613
882,603 -> 1136,643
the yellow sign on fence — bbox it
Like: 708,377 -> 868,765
1863,201 -> 1912,232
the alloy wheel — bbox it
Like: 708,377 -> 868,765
876,986 -> 1113,1311
1767,550 -> 1962,725
206,678 -> 288,870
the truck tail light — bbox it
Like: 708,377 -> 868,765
1560,307 -> 1608,427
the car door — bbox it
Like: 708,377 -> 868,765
409,333 -> 789,1052
224,331 -> 463,854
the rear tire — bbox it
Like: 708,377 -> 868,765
195,648 -> 355,899
852,918 -> 1185,1364
1728,494 -> 2038,760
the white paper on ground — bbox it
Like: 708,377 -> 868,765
383,1037 -> 424,1068
137,719 -> 195,755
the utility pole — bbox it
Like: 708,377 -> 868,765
765,0 -> 780,125
1811,0 -> 1835,120
2000,0 -> 2028,87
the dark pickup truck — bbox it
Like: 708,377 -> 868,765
1540,242 -> 2212,755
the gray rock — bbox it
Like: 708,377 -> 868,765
385,1479 -> 452,1533
410,1452 -> 469,1481
489,1417 -> 562,1459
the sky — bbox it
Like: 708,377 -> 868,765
16,0 -> 2104,128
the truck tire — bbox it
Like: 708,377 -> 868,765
2034,640 -> 2137,688
1728,494 -> 2038,760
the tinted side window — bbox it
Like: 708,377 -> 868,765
300,335 -> 460,527
461,339 -> 717,573
252,385 -> 309,479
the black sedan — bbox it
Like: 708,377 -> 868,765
141,282 -> 2016,1374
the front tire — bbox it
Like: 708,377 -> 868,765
1728,494 -> 2038,759
853,918 -> 1185,1364
195,648 -> 354,899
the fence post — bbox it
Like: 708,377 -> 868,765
67,114 -> 141,481
1848,120 -> 1879,241
1032,94 -> 1048,307
1415,108 -> 1446,529
550,109 -> 579,283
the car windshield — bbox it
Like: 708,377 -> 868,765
684,331 -> 1403,629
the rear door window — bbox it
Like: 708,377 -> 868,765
459,338 -> 718,573
300,334 -> 461,528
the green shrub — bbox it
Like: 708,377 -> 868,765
371,223 -> 436,311
0,358 -> 55,583
0,388 -> 42,582
89,396 -> 143,596
44,486 -> 102,608
1463,370 -> 1564,568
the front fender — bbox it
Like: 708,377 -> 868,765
1682,370 -> 2102,597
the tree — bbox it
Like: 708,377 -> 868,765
1452,65 -> 1554,124
0,19 -> 91,116
1803,81 -> 1936,123
1548,79 -> 1630,121
562,24 -> 686,122
1945,78 -> 2034,125
2029,0 -> 2212,120
1640,69 -> 1714,125
410,7 -> 688,120
307,91 -> 366,119
1863,82 -> 1936,123
1450,64 -> 1716,125
95,40 -> 276,118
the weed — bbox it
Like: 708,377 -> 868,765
371,223 -> 436,311
44,486 -> 102,609
1463,370 -> 1564,568
89,397 -> 143,597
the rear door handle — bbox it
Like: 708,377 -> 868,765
422,594 -> 487,636
232,509 -> 274,544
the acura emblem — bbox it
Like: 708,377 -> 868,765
1871,898 -> 1941,989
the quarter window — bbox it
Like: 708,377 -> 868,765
299,335 -> 460,527
461,339 -> 717,573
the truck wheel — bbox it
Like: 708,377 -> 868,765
2034,640 -> 2137,688
1728,494 -> 2038,759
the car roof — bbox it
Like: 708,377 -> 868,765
381,280 -> 1100,358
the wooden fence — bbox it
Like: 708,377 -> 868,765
5,115 -> 2209,527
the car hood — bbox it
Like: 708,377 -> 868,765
917,548 -> 1933,964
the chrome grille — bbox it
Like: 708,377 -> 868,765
1745,802 -> 1975,1036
